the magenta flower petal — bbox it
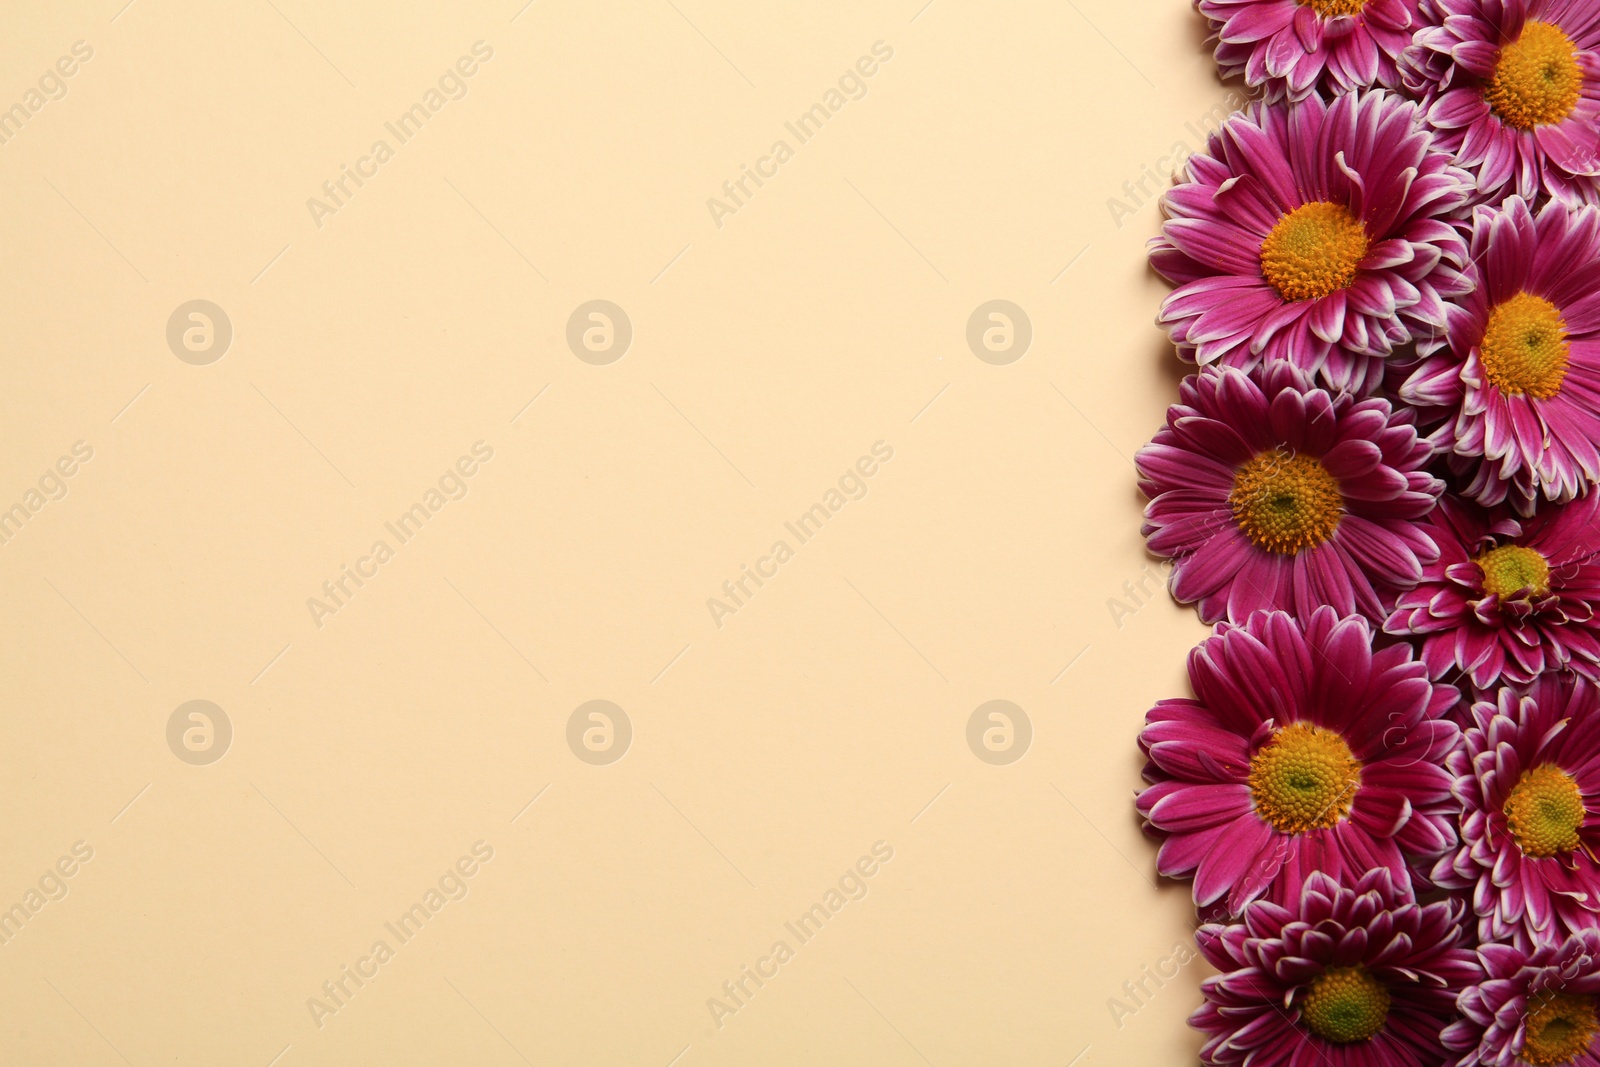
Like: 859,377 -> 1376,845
1435,673 -> 1600,949
1140,363 -> 1442,626
1404,196 -> 1600,514
1191,869 -> 1479,1065
1385,492 -> 1600,687
1152,90 -> 1470,393
1445,929 -> 1600,1066
1138,608 -> 1460,914
1202,0 -> 1419,102
1404,0 -> 1600,206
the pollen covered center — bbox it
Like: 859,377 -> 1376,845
1229,449 -> 1344,554
1259,201 -> 1369,302
1481,292 -> 1570,399
1477,544 -> 1552,600
1504,764 -> 1585,858
1249,722 -> 1361,834
1521,990 -> 1599,1065
1487,20 -> 1583,130
1301,966 -> 1389,1044
1301,0 -> 1367,15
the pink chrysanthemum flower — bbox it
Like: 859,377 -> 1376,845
1137,608 -> 1460,915
1404,0 -> 1600,206
1435,673 -> 1600,948
1386,493 -> 1600,687
1151,89 -> 1471,394
1192,869 -> 1480,1066
1402,196 -> 1600,514
1138,363 -> 1442,626
1445,929 -> 1600,1066
1201,0 -> 1420,102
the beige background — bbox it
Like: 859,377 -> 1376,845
0,0 -> 1226,1063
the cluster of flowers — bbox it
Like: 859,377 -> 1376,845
1137,1 -> 1600,1063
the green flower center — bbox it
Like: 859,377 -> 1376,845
1302,966 -> 1390,1043
1481,292 -> 1570,399
1229,450 -> 1344,555
1249,722 -> 1361,833
1487,20 -> 1583,131
1505,765 -> 1585,858
1260,201 -> 1370,302
1477,544 -> 1552,600
1521,990 -> 1599,1065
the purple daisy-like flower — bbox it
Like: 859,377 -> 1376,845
1402,196 -> 1600,514
1435,672 -> 1600,948
1138,363 -> 1442,626
1151,89 -> 1470,394
1201,0 -> 1420,102
1445,929 -> 1600,1066
1192,868 -> 1480,1065
1385,492 -> 1600,687
1137,607 -> 1460,915
1405,0 -> 1600,206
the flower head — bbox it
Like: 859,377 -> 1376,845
1445,930 -> 1600,1067
1405,0 -> 1600,206
1402,196 -> 1600,514
1140,363 -> 1442,626
1201,0 -> 1421,102
1435,673 -> 1600,947
1151,89 -> 1470,393
1386,492 -> 1600,687
1138,608 -> 1460,915
1192,868 -> 1480,1065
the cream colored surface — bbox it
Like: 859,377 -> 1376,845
0,1 -> 1225,1063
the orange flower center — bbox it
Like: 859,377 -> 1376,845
1480,292 -> 1571,399
1249,723 -> 1361,833
1521,990 -> 1599,1065
1260,202 -> 1370,302
1487,20 -> 1583,130
1229,450 -> 1343,554
1504,764 -> 1585,858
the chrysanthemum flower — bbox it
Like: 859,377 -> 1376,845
1200,0 -> 1420,102
1192,869 -> 1479,1066
1137,608 -> 1460,915
1445,929 -> 1600,1067
1151,89 -> 1471,394
1435,673 -> 1600,947
1139,364 -> 1442,625
1405,0 -> 1600,206
1385,492 -> 1600,687
1402,196 -> 1600,514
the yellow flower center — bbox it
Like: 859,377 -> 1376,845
1229,450 -> 1344,555
1302,967 -> 1390,1044
1521,990 -> 1599,1065
1505,765 -> 1586,858
1481,292 -> 1571,399
1249,722 -> 1362,833
1477,544 -> 1552,600
1487,20 -> 1583,130
1259,201 -> 1370,302
1301,0 -> 1367,14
